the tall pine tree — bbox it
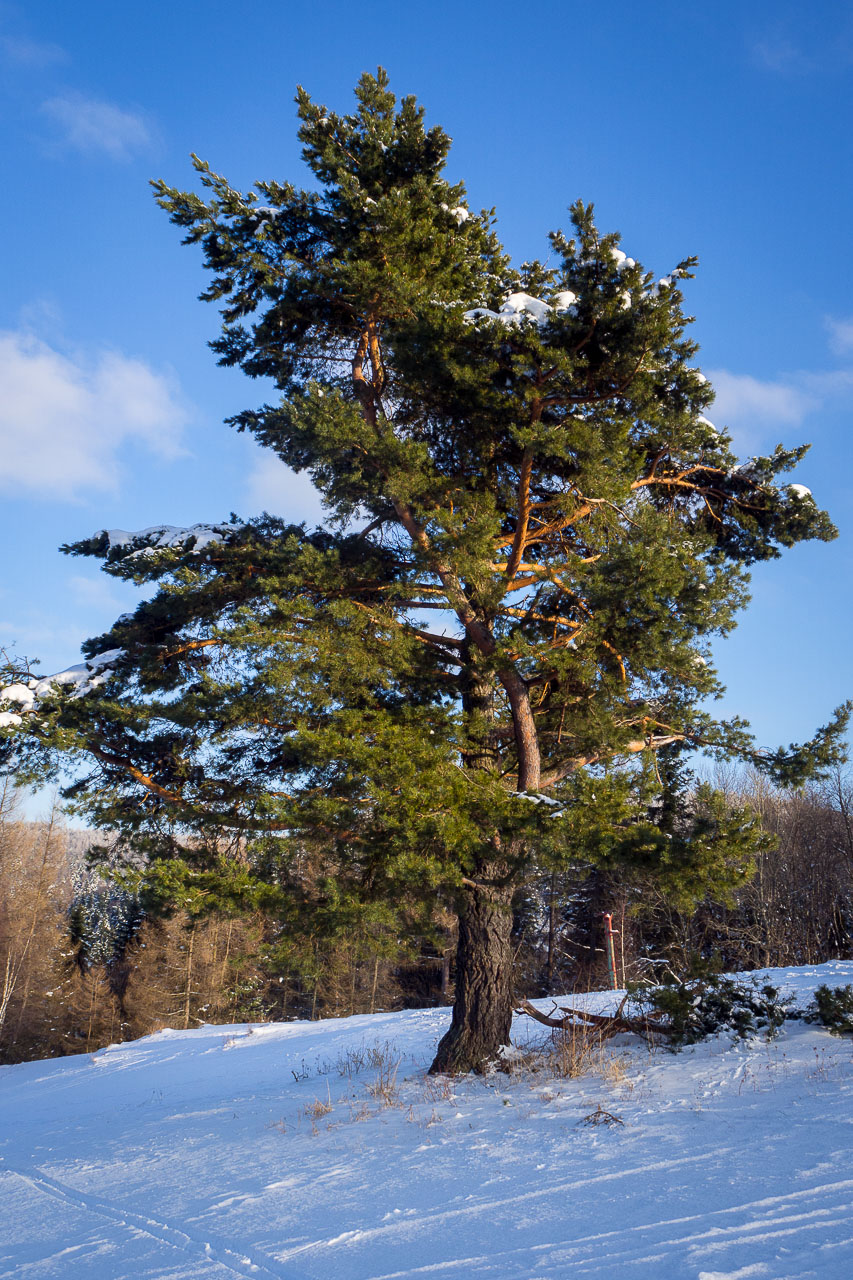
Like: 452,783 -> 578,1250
2,70 -> 848,1071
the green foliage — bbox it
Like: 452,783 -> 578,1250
0,69 -> 847,1006
639,972 -> 793,1045
809,984 -> 853,1035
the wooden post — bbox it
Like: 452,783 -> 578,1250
602,913 -> 619,991
183,928 -> 195,1030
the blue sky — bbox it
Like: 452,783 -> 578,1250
2,0 -> 852,771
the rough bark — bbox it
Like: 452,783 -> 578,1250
428,647 -> 538,1074
459,640 -> 497,773
497,668 -> 541,791
429,871 -> 515,1074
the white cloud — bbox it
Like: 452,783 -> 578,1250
68,574 -> 126,613
41,92 -> 151,159
0,614 -> 93,663
0,34 -> 67,67
0,331 -> 188,499
705,361 -> 853,450
825,316 -> 853,356
244,451 -> 325,524
705,369 -> 816,428
16,298 -> 64,342
752,35 -> 810,74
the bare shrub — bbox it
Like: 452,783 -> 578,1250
421,1074 -> 455,1102
365,1053 -> 402,1106
549,1024 -> 608,1079
303,1087 -> 334,1120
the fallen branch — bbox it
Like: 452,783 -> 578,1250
515,996 -> 668,1041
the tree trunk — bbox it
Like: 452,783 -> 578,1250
440,947 -> 451,1002
183,928 -> 195,1030
429,645 -> 532,1074
429,874 -> 514,1074
546,872 -> 557,989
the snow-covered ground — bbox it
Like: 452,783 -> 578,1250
2,962 -> 853,1280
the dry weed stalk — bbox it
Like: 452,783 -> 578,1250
550,1023 -> 608,1079
365,1055 -> 402,1106
301,1082 -> 334,1125
421,1074 -> 455,1103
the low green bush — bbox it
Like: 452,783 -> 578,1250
636,974 -> 793,1046
808,984 -> 853,1036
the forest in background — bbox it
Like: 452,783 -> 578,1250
2,769 -> 852,1065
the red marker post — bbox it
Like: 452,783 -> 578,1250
602,912 -> 620,991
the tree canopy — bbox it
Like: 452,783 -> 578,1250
2,69 -> 848,1071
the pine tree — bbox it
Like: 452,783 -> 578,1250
2,70 -> 848,1072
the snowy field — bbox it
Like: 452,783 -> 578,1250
1,962 -> 852,1280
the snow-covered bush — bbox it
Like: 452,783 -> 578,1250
638,974 -> 793,1046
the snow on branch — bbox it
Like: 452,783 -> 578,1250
100,523 -> 240,559
461,248 -> 695,331
512,791 -> 566,819
462,261 -> 689,330
439,202 -> 470,225
463,291 -> 578,328
0,649 -> 124,725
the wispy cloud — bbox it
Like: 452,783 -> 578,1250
706,362 -> 853,450
244,450 -> 325,524
749,16 -> 853,77
68,574 -> 127,613
0,33 -> 67,68
705,370 -> 816,430
825,316 -> 853,356
0,330 -> 188,499
41,92 -> 152,160
752,34 -> 812,75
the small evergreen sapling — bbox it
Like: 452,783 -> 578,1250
637,973 -> 792,1046
1,70 -> 848,1073
809,984 -> 853,1035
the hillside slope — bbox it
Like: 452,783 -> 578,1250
2,962 -> 852,1279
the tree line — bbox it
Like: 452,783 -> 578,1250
2,768 -> 851,1065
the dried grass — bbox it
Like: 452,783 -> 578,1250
365,1054 -> 402,1106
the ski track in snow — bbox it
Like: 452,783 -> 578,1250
0,1162 -> 297,1279
361,1182 -> 853,1279
1,962 -> 852,1279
